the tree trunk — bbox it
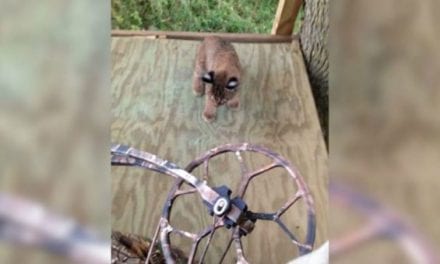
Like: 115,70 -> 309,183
299,0 -> 329,147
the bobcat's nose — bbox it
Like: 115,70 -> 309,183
212,85 -> 225,103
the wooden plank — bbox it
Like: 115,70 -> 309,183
331,0 -> 440,263
272,0 -> 303,35
111,30 -> 296,43
111,37 -> 327,263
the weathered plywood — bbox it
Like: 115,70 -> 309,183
111,37 -> 327,263
331,0 -> 440,263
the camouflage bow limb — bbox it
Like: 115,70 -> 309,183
111,143 -> 316,263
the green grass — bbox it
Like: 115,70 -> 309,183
111,0 -> 281,33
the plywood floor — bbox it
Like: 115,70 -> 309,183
331,1 -> 440,263
111,37 -> 327,263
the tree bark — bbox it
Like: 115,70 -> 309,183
299,0 -> 329,147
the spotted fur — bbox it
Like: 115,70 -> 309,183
192,36 -> 241,122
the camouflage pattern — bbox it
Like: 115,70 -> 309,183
111,143 -> 316,263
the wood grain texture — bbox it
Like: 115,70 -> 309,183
271,0 -> 303,35
331,0 -> 440,263
111,37 -> 327,263
112,30 -> 296,43
0,1 -> 110,263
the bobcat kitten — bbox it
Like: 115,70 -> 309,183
192,36 -> 241,122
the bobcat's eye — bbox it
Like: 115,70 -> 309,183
226,78 -> 239,90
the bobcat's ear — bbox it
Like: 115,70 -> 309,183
202,71 -> 214,83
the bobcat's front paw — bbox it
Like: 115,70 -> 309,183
192,79 -> 205,97
227,99 -> 240,110
203,111 -> 216,123
193,90 -> 203,97
193,88 -> 204,97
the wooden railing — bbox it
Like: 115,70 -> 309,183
272,0 -> 303,35
111,30 -> 296,43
